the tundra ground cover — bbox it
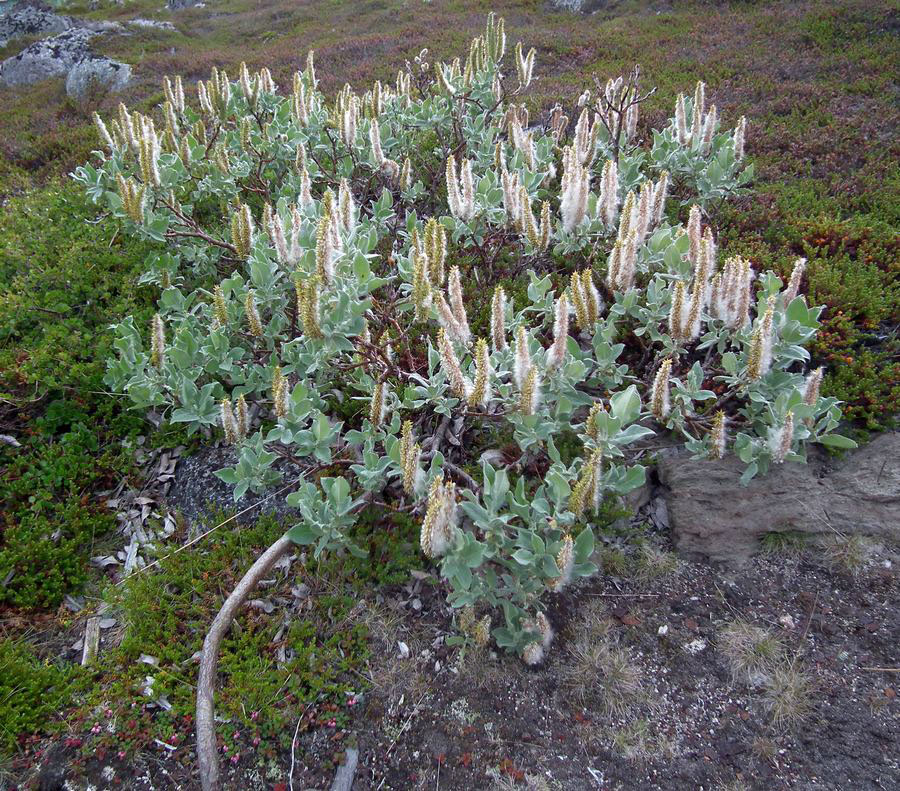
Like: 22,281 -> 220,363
0,0 -> 897,787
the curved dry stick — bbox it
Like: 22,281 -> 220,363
196,535 -> 294,791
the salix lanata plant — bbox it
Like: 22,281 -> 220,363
76,13 -> 854,667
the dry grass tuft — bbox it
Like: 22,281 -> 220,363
762,662 -> 814,731
563,637 -> 643,715
634,542 -> 680,580
719,620 -> 783,683
487,768 -> 562,791
602,717 -> 677,761
819,533 -> 873,577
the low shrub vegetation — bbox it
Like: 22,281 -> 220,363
0,638 -> 85,756
0,186 -> 159,608
0,0 -> 895,777
77,13 -> 853,666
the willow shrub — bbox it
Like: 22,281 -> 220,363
75,14 -> 854,662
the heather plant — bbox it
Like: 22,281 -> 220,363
75,13 -> 854,666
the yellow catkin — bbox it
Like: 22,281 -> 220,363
490,286 -> 507,351
709,411 -> 727,459
467,338 -> 491,408
245,290 -> 264,338
150,314 -> 165,369
213,285 -> 228,327
651,359 -> 672,421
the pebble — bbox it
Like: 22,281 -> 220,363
683,638 -> 708,655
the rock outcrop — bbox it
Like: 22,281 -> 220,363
128,18 -> 177,32
0,27 -> 130,93
0,3 -> 73,48
550,0 -> 586,10
65,56 -> 131,100
657,431 -> 899,564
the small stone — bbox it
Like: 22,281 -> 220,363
778,615 -> 796,630
683,638 -> 708,655
748,670 -> 769,689
657,625 -> 669,636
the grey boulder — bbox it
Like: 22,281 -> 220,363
0,28 -> 130,93
0,4 -> 73,48
128,18 -> 177,32
657,431 -> 899,564
0,27 -> 94,86
65,56 -> 131,100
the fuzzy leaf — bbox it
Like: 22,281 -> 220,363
817,433 -> 857,449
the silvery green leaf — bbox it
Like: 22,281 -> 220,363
739,462 -> 759,486
460,539 -> 485,568
528,546 -> 556,577
817,433 -> 857,449
615,464 -> 646,494
614,424 -> 655,445
346,541 -> 368,558
573,562 -> 598,578
492,627 -> 516,648
512,548 -> 534,565
574,527 -> 594,564
214,467 -> 238,484
610,385 -> 641,426
526,271 -> 552,304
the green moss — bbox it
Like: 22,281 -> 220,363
77,512 -> 369,760
0,183 -> 158,390
0,183 -> 160,607
821,349 -> 899,432
719,180 -> 899,430
0,638 -> 85,755
0,422 -> 122,607
322,505 -> 423,588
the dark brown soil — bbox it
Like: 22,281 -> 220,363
338,549 -> 899,790
41,538 -> 896,791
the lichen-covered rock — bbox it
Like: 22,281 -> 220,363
0,28 -> 130,91
0,27 -> 93,86
550,0 -> 586,10
657,431 -> 899,564
0,3 -> 73,48
549,0 -> 615,11
128,18 -> 177,32
65,56 -> 131,100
